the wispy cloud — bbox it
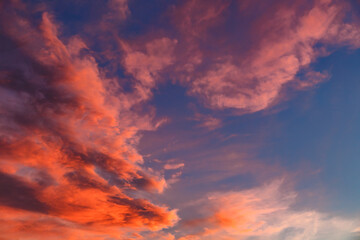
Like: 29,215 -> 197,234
177,179 -> 359,240
171,0 -> 360,113
164,163 -> 185,170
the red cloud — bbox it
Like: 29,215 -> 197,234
0,2 -> 178,239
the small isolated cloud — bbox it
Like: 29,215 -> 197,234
164,163 -> 185,170
192,113 -> 222,131
164,161 -> 185,185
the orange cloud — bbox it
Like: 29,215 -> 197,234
2,0 -> 360,239
0,2 -> 178,239
177,179 -> 359,240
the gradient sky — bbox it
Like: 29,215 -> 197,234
1,0 -> 360,239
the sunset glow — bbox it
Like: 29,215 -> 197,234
1,0 -> 360,239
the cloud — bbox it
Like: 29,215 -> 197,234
0,2 -> 178,238
1,0 -> 360,239
171,0 -> 360,113
0,172 -> 49,213
164,163 -> 185,170
171,0 -> 231,37
108,0 -> 130,20
177,179 -> 359,240
121,37 -> 178,101
127,231 -> 176,240
192,113 -> 222,131
57,0 -> 360,117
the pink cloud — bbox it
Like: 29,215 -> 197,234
178,179 -> 359,240
108,0 -> 130,20
121,37 -> 178,101
172,0 -> 231,37
192,113 -> 222,130
172,0 -> 360,113
164,163 -> 185,170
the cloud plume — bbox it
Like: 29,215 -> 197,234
0,1 -> 177,238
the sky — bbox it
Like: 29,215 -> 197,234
1,0 -> 360,239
